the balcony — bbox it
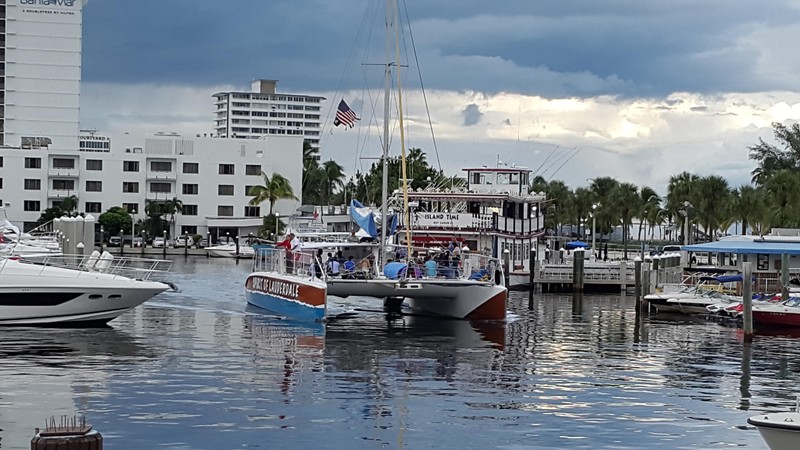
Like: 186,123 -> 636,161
48,168 -> 79,177
146,171 -> 177,180
48,189 -> 76,198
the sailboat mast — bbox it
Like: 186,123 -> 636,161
379,0 -> 393,267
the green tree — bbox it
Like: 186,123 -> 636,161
320,160 -> 346,204
58,195 -> 79,213
162,196 -> 183,238
749,122 -> 800,186
98,206 -> 131,237
610,182 -> 640,259
248,171 -> 298,215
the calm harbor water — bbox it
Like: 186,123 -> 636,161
1,258 -> 797,449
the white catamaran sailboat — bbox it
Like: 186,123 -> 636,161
246,0 -> 508,322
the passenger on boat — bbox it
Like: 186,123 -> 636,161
326,253 -> 340,276
344,256 -> 356,273
424,255 -> 438,277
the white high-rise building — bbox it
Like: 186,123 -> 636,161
212,79 -> 324,151
0,2 -> 306,237
2,0 -> 86,150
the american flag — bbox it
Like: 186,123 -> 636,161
333,99 -> 359,128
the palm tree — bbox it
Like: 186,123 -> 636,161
144,199 -> 166,236
637,186 -> 661,245
320,160 -> 346,204
693,175 -> 730,241
248,171 -> 298,215
162,197 -> 183,238
59,195 -> 79,214
611,182 -> 640,259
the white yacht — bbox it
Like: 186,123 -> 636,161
748,411 -> 800,450
0,251 -> 173,326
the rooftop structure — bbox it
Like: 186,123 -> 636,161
212,79 -> 325,151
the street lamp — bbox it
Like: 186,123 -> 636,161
681,201 -> 693,246
591,203 -> 598,259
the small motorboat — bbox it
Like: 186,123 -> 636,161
748,410 -> 800,450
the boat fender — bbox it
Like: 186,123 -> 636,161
495,269 -> 503,285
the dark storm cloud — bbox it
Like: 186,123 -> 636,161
462,104 -> 483,126
82,0 -> 800,96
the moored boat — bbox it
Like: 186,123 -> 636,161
0,251 -> 173,326
748,411 -> 800,450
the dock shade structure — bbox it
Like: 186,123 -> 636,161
682,236 -> 800,255
565,240 -> 589,249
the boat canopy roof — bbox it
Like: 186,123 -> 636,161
683,237 -> 800,255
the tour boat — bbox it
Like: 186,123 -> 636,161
245,0 -> 508,322
0,251 -> 173,326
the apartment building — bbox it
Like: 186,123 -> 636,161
212,79 -> 324,151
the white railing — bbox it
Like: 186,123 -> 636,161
10,253 -> 172,281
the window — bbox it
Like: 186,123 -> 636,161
182,184 -> 198,195
471,172 -> 486,185
0,179 -> 2,189
85,202 -> 102,213
497,173 -> 510,185
122,203 -> 138,213
217,205 -> 233,216
245,164 -> 261,175
52,180 -> 75,190
181,225 -> 198,235
218,185 -> 234,196
122,182 -> 139,193
86,159 -> 103,170
123,161 -> 140,172
218,164 -> 235,175
25,157 -> 41,169
0,156 -> 4,167
150,182 -> 172,193
245,185 -> 257,196
24,179 -> 41,190
182,204 -> 198,216
150,161 -> 172,172
183,162 -> 199,174
85,181 -> 102,192
23,200 -> 40,211
52,158 -> 75,169
245,206 -> 260,217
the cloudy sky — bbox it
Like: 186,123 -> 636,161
80,0 -> 800,195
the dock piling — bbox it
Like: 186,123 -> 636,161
503,249 -> 510,288
634,257 -> 642,305
529,249 -> 536,308
781,253 -> 790,303
742,261 -> 754,342
572,249 -> 585,292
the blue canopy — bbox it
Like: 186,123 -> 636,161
565,241 -> 589,249
350,199 -> 377,238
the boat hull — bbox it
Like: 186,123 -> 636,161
508,272 -> 530,291
245,272 -> 327,322
748,412 -> 800,450
0,280 -> 168,326
753,310 -> 800,327
327,278 -> 507,320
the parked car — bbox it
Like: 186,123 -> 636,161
132,236 -> 144,247
174,236 -> 194,247
196,238 -> 209,248
108,236 -> 122,247
152,237 -> 167,248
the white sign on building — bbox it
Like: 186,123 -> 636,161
414,212 -> 473,228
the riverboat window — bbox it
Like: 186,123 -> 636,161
509,173 -> 520,184
85,181 -> 102,192
183,162 -> 199,174
471,172 -> 487,184
85,202 -> 102,213
86,159 -> 102,171
497,173 -> 510,184
52,158 -> 75,169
